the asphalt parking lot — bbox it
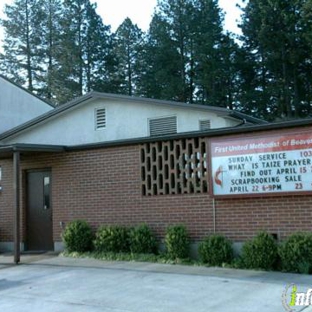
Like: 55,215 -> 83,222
0,254 -> 311,312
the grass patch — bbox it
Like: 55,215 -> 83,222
61,249 -> 311,274
61,251 -> 201,266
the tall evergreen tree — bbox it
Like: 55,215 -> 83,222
0,0 -> 114,104
60,0 -> 91,99
0,0 -> 42,91
240,0 -> 312,120
191,0 -> 236,107
141,0 -> 233,106
83,2 -> 113,93
52,0 -> 113,103
140,13 -> 183,101
148,0 -> 194,102
113,18 -> 144,96
34,0 -> 63,101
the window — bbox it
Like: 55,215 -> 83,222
43,176 -> 50,209
199,119 -> 211,131
95,108 -> 106,130
149,116 -> 177,136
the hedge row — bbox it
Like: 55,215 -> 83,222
62,220 -> 312,274
239,231 -> 312,274
62,221 -> 188,259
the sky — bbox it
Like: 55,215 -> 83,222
88,0 -> 244,34
0,0 -> 245,37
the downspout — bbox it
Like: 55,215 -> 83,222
13,151 -> 20,264
234,118 -> 247,128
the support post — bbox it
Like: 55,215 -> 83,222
13,151 -> 20,264
212,198 -> 216,233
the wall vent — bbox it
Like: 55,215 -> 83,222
95,108 -> 106,130
199,119 -> 211,131
149,116 -> 177,136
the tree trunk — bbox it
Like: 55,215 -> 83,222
25,0 -> 33,92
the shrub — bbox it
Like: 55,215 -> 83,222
198,234 -> 233,266
129,223 -> 157,254
241,231 -> 278,270
279,232 -> 312,274
94,225 -> 130,253
165,224 -> 189,259
62,220 -> 93,253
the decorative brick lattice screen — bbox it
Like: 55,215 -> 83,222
141,138 -> 208,195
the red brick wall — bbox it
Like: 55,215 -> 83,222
0,159 -> 14,241
35,147 -> 213,242
0,127 -> 312,246
216,196 -> 312,241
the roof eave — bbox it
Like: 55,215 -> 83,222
228,111 -> 268,124
0,143 -> 66,159
0,94 -> 95,141
90,92 -> 246,116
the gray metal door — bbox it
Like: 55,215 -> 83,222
26,171 -> 53,251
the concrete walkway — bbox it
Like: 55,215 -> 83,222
0,253 -> 311,312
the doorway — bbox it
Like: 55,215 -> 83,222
26,170 -> 53,251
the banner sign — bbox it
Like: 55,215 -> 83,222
210,132 -> 312,196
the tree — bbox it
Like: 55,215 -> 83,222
0,0 -> 114,104
34,0 -> 63,101
0,0 -> 42,91
83,2 -> 113,93
151,0 -> 194,102
59,0 -> 92,100
141,0 -> 233,106
191,0 -> 237,107
51,0 -> 113,103
140,13 -> 184,101
240,0 -> 312,120
113,18 -> 144,96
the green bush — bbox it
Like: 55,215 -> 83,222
129,223 -> 157,254
241,231 -> 278,270
62,220 -> 93,253
198,234 -> 233,266
94,225 -> 130,253
279,232 -> 312,274
165,224 -> 189,260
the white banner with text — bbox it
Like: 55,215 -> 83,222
211,132 -> 312,196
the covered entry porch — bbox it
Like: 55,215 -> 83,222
0,143 -> 65,263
